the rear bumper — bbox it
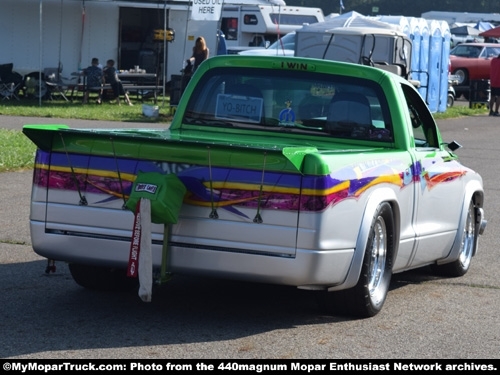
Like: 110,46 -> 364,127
30,221 -> 354,289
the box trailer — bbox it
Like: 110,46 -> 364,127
0,0 -> 325,87
0,0 -> 221,88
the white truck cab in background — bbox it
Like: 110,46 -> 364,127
221,0 -> 325,54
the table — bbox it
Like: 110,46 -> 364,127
117,72 -> 157,85
71,72 -> 160,103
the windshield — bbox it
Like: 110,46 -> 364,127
183,66 -> 393,142
268,32 -> 295,50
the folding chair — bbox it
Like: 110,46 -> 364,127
0,63 -> 22,101
44,64 -> 79,101
44,67 -> 70,101
0,81 -> 21,101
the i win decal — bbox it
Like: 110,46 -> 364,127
273,61 -> 316,72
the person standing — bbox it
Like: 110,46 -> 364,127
489,54 -> 500,116
103,59 -> 133,106
187,36 -> 209,72
82,57 -> 104,104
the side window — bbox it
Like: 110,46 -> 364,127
401,83 -> 439,148
486,47 -> 499,58
243,14 -> 258,25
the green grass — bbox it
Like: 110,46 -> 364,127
0,95 -> 175,172
0,96 -> 489,172
0,129 -> 37,172
0,94 -> 173,123
433,104 -> 488,120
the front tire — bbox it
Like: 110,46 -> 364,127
432,201 -> 476,277
447,93 -> 455,108
320,202 -> 395,318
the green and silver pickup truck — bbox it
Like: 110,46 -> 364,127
23,55 -> 487,318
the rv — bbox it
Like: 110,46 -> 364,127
220,0 -> 325,53
0,0 -> 324,92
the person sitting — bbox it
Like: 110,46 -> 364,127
82,57 -> 104,104
103,59 -> 133,106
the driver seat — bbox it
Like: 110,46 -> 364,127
325,92 -> 372,135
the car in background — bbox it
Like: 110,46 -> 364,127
450,35 -> 484,49
238,32 -> 295,56
449,43 -> 500,86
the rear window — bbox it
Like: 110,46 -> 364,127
183,67 -> 393,142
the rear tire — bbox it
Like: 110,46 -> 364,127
319,202 -> 395,318
453,68 -> 469,86
69,263 -> 138,292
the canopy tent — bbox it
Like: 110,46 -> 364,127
479,26 -> 500,38
450,25 -> 480,36
475,21 -> 494,32
314,11 -> 396,30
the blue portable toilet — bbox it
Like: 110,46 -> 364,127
217,30 -> 227,55
418,19 -> 430,104
427,20 -> 448,113
377,15 -> 410,37
408,17 -> 422,83
438,21 -> 451,112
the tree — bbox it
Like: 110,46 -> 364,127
286,0 -> 500,18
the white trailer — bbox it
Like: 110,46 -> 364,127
0,0 -> 325,89
0,0 -> 222,88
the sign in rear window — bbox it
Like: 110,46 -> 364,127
215,94 -> 264,123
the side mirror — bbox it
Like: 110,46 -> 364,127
447,140 -> 462,151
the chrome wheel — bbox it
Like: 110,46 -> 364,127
458,203 -> 474,271
367,215 -> 388,307
321,202 -> 394,318
447,93 -> 454,108
453,69 -> 468,86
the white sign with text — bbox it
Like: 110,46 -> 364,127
191,0 -> 223,21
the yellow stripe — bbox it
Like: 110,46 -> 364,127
209,180 -> 350,196
36,163 -> 352,197
353,174 -> 402,196
35,163 -> 136,182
